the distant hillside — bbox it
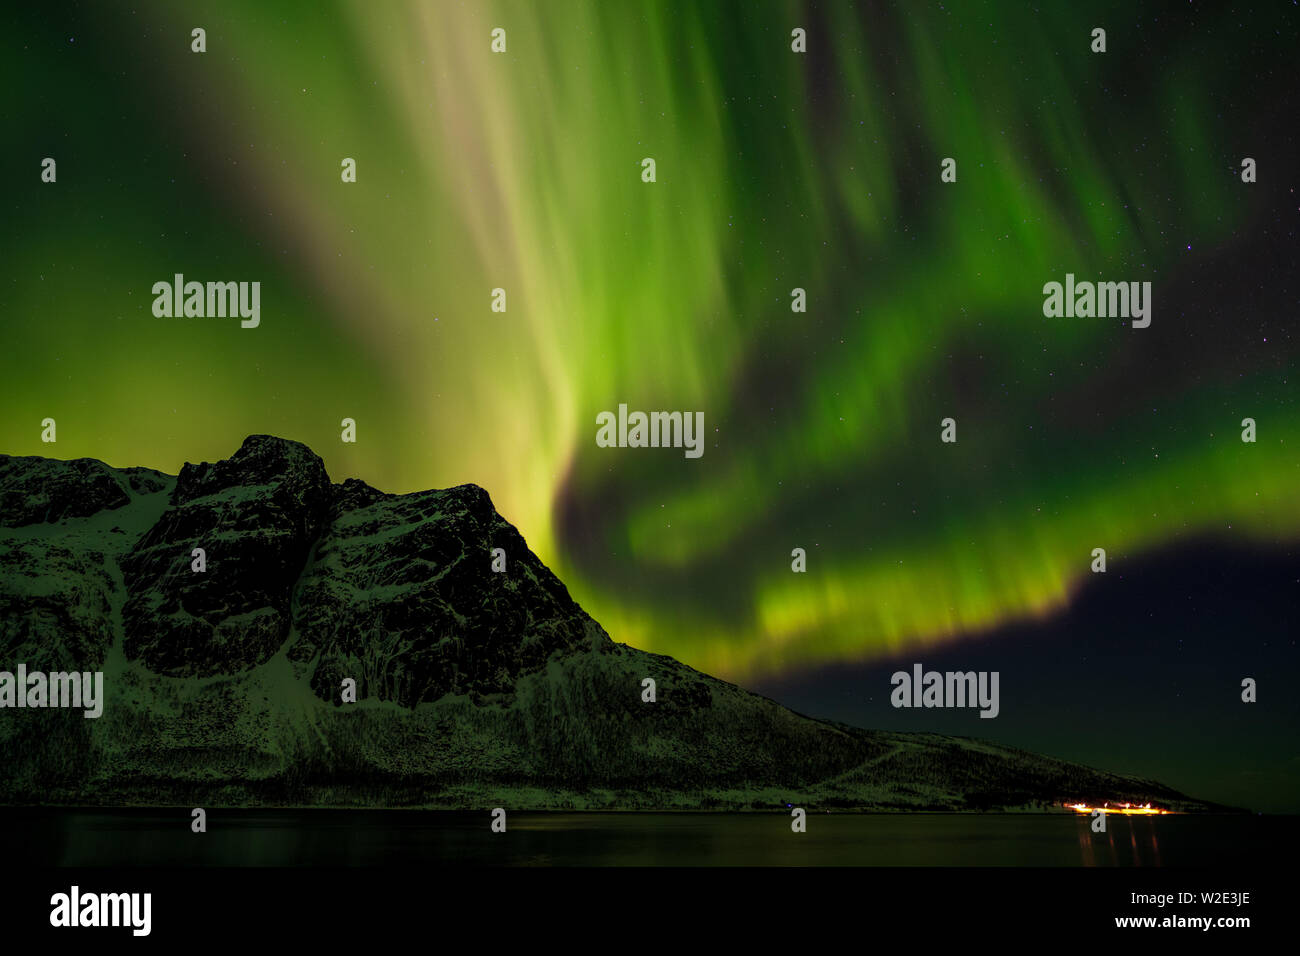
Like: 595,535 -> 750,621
0,436 -> 1225,811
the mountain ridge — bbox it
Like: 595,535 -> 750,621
0,436 -> 1233,811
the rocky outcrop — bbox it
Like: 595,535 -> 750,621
0,454 -> 172,674
0,454 -> 168,528
0,437 -> 1225,812
292,480 -> 597,707
121,435 -> 332,677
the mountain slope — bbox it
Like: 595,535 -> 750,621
0,437 -> 1222,811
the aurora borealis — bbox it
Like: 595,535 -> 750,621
2,0 -> 1296,701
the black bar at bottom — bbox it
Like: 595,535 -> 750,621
7,865 -> 1274,942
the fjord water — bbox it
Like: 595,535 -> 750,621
9,810 -> 1285,866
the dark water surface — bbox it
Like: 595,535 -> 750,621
7,809 -> 1287,867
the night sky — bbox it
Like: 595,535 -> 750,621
3,2 -> 1296,810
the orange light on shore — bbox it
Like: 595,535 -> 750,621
1064,802 -> 1172,815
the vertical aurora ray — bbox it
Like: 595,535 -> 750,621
1,0 -> 1295,682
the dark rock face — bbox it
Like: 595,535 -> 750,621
0,456 -> 171,673
0,541 -> 120,672
121,435 -> 333,677
293,482 -> 600,707
0,454 -> 169,528
106,433 -> 595,695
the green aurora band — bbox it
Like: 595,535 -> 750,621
2,1 -> 1296,682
